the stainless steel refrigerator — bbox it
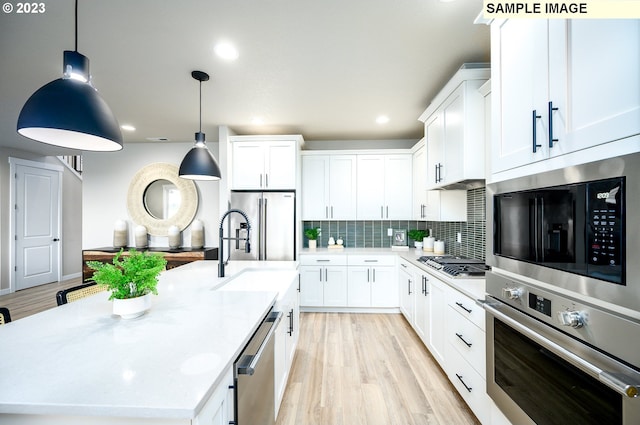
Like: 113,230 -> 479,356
228,191 -> 296,261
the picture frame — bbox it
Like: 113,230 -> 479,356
392,229 -> 407,246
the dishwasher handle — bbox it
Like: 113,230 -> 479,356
237,311 -> 282,376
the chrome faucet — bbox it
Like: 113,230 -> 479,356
218,209 -> 251,277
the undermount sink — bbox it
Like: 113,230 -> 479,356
217,269 -> 298,300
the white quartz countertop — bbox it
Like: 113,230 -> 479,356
0,260 -> 298,419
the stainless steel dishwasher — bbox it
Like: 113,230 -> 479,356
234,309 -> 282,425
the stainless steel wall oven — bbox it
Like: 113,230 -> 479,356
485,153 -> 640,424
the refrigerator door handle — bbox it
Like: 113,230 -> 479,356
263,198 -> 268,260
258,197 -> 264,260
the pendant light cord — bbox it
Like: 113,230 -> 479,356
74,0 -> 78,51
199,80 -> 202,133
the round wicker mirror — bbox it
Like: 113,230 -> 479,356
127,163 -> 198,236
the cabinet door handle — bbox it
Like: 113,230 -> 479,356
260,174 -> 263,188
408,279 -> 412,295
456,374 -> 473,392
367,268 -> 370,282
456,333 -> 473,348
265,174 -> 269,188
381,206 -> 384,219
319,268 -> 323,282
288,308 -> 294,336
386,206 -> 389,218
373,268 -> 376,282
532,110 -> 542,153
455,301 -> 472,314
326,206 -> 329,219
548,101 -> 559,148
331,206 -> 334,219
325,268 -> 328,281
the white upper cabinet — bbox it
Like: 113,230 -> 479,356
231,139 -> 298,190
412,140 -> 428,220
548,20 -> 640,156
419,66 -> 489,190
425,190 -> 467,222
301,155 -> 357,220
356,154 -> 412,220
491,19 -> 640,176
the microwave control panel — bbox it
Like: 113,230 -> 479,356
586,177 -> 624,284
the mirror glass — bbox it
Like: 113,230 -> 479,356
143,179 -> 182,220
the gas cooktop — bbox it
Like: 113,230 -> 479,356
417,256 -> 489,278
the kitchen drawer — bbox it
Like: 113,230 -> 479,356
347,255 -> 396,267
447,305 -> 486,378
447,288 -> 485,331
445,342 -> 491,425
299,254 -> 347,266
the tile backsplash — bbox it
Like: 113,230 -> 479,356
303,187 -> 486,260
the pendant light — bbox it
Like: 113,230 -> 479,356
17,0 -> 122,151
178,71 -> 221,181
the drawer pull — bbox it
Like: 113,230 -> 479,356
456,373 -> 472,393
364,259 -> 378,262
455,302 -> 472,314
456,333 -> 473,348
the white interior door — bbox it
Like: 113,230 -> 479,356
15,163 -> 61,290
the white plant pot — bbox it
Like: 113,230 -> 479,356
113,293 -> 152,319
414,241 -> 423,249
308,240 -> 317,249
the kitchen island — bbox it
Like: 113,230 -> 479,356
0,261 -> 299,424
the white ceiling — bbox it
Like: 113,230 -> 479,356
0,0 -> 490,156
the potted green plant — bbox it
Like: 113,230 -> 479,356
86,249 -> 167,319
304,227 -> 320,249
408,229 -> 427,249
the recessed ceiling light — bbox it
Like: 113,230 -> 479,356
214,41 -> 239,61
376,115 -> 390,125
146,137 -> 170,142
251,117 -> 265,125
120,124 -> 136,131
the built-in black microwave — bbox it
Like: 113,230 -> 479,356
493,177 -> 625,285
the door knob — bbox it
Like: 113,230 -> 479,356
52,238 -> 60,242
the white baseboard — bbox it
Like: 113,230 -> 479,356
0,288 -> 10,296
300,307 -> 401,314
61,272 -> 82,281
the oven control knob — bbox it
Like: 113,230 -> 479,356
557,310 -> 584,329
502,287 -> 522,300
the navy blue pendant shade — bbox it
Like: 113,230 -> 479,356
17,50 -> 123,152
179,70 -> 222,180
178,132 -> 221,180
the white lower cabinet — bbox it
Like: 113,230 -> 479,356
427,276 -> 447,366
299,255 -> 348,307
398,259 -> 415,322
444,285 -> 490,424
347,255 -> 398,308
193,367 -> 234,425
396,255 -> 492,424
300,254 -> 399,310
274,276 -> 300,418
445,342 -> 490,425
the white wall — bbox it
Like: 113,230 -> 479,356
82,142 -> 220,249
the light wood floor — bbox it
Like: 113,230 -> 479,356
276,312 -> 480,425
0,278 -> 83,321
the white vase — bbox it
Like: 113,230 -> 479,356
113,293 -> 152,319
308,240 -> 317,249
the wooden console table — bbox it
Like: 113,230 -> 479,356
82,247 -> 218,282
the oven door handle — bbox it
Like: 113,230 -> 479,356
480,300 -> 640,399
